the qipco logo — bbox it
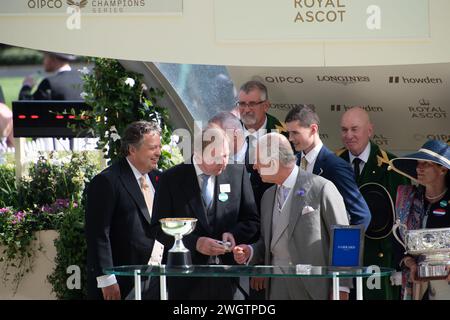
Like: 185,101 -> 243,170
28,0 -> 63,9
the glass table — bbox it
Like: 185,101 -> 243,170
104,265 -> 395,300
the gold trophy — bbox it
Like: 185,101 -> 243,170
159,218 -> 197,267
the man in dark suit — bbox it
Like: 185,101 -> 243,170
337,107 -> 409,300
18,52 -> 84,101
85,121 -> 162,300
151,126 -> 259,300
285,105 -> 371,230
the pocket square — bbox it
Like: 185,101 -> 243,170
301,206 -> 316,215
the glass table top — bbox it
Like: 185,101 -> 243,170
104,265 -> 394,278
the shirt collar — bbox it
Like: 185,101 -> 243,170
302,140 -> 323,164
57,65 -> 72,73
126,157 -> 146,181
193,156 -> 205,177
349,142 -> 371,164
281,165 -> 299,189
243,115 -> 268,139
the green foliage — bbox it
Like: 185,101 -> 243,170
0,163 -> 17,208
0,47 -> 43,65
17,152 -> 98,210
0,152 -> 100,294
73,58 -> 178,169
0,77 -> 23,109
0,208 -> 37,293
47,206 -> 87,299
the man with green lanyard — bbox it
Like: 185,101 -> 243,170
337,107 -> 410,300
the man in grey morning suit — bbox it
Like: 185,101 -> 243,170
233,133 -> 350,300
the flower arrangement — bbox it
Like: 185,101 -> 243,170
0,152 -> 99,294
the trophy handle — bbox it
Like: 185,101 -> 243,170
392,219 -> 408,252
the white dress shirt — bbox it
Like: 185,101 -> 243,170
348,142 -> 371,175
300,141 -> 323,173
243,116 -> 268,140
193,157 -> 216,195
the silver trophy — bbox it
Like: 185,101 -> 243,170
160,218 -> 197,267
393,220 -> 450,279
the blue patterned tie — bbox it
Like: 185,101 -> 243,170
201,173 -> 213,209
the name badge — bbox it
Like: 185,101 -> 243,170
148,240 -> 164,265
220,184 -> 231,193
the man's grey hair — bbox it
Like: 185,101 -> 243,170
258,133 -> 296,166
120,121 -> 161,156
239,80 -> 269,101
194,125 -> 228,156
208,112 -> 243,133
285,104 -> 319,128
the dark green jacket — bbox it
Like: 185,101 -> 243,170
337,141 -> 410,300
266,113 -> 286,134
337,141 -> 409,200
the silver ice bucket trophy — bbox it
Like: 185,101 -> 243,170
393,220 -> 450,279
160,218 -> 197,267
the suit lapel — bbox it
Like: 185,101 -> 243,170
264,187 -> 276,253
119,159 -> 152,225
313,147 -> 327,176
288,172 -> 314,239
270,188 -> 292,251
184,164 -> 212,234
148,170 -> 160,189
359,142 -> 379,184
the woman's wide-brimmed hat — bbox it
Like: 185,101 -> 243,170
389,140 -> 450,181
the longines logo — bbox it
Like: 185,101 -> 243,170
389,75 -> 443,85
372,134 -> 389,147
330,104 -> 383,112
408,99 -> 447,119
265,76 -> 304,84
317,75 -> 370,85
293,0 -> 346,23
413,133 -> 450,142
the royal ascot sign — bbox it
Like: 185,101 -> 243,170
0,0 -> 183,16
215,0 -> 429,41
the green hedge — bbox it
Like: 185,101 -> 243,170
0,164 -> 17,208
0,47 -> 87,66
0,47 -> 44,66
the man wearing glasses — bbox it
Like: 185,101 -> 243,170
236,80 -> 287,300
236,80 -> 287,213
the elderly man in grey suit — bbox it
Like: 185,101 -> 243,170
233,133 -> 350,300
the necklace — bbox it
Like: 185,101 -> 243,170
425,188 -> 448,200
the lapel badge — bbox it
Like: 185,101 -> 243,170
218,192 -> 229,202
